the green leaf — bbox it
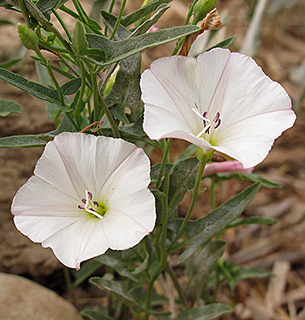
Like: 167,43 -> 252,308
121,0 -> 172,27
132,250 -> 149,275
90,278 -> 141,312
176,182 -> 261,264
95,255 -> 138,282
36,0 -> 66,12
0,114 -> 76,148
61,78 -> 81,96
72,20 -> 89,55
185,241 -> 226,300
209,172 -> 282,188
0,100 -> 23,117
151,163 -> 173,182
72,259 -> 103,288
130,4 -> 170,37
227,216 -> 277,229
35,61 -> 59,119
0,135 -> 48,148
101,11 -> 131,40
86,25 -> 201,66
168,157 -> 199,210
81,307 -> 116,320
0,67 -> 70,112
175,303 -> 232,320
208,35 -> 237,50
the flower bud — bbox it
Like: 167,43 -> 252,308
18,24 -> 39,51
192,0 -> 217,25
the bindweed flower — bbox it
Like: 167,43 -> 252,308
11,133 -> 156,269
203,160 -> 254,176
141,48 -> 296,168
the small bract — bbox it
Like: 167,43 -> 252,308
141,48 -> 296,168
11,133 -> 156,269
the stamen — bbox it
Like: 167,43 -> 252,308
214,119 -> 221,129
78,205 -> 85,209
192,108 -> 211,126
213,112 -> 220,123
205,126 -> 211,134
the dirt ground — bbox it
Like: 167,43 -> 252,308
0,0 -> 304,319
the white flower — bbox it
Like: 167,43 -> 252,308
11,133 -> 156,269
141,48 -> 296,168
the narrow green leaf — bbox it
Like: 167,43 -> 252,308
95,255 -> 138,282
175,303 -> 232,320
151,163 -> 173,182
0,67 -> 70,112
72,259 -> 103,288
61,77 -> 81,95
35,61 -> 59,119
36,0 -> 65,12
121,0 -> 172,27
0,135 -> 48,148
81,308 -> 116,320
227,216 -> 277,228
131,4 -> 170,37
90,278 -> 141,311
101,11 -> 131,40
0,100 -> 23,117
132,250 -> 149,275
168,157 -> 199,209
185,241 -> 226,299
176,182 -> 261,264
72,20 -> 89,55
208,35 -> 237,50
211,172 -> 282,188
86,25 -> 201,66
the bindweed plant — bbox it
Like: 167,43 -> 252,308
0,0 -> 296,319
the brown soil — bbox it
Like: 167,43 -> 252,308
0,0 -> 304,318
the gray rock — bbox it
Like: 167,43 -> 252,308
0,273 -> 83,320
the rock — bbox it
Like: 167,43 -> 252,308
0,273 -> 83,320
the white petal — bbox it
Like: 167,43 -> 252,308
12,176 -> 79,217
141,55 -> 203,140
214,110 -> 296,168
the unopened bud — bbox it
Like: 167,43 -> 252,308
18,24 -> 39,51
192,0 -> 217,25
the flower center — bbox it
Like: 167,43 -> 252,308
78,190 -> 107,219
192,106 -> 222,143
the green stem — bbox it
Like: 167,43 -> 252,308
74,60 -> 86,126
60,5 -> 79,19
52,9 -> 72,41
170,153 -> 210,248
210,178 -> 217,210
109,0 -> 127,40
156,139 -> 172,189
35,49 -> 79,131
146,181 -> 169,311
105,0 -> 116,36
90,71 -> 120,137
164,261 -> 187,307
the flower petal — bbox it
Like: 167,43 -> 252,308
214,110 -> 296,168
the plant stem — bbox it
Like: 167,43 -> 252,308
156,139 -> 172,189
90,71 -> 120,137
164,261 -> 187,307
109,0 -> 127,40
170,154 -> 209,248
74,60 -> 86,126
210,178 -> 217,210
104,0 -> 117,36
52,9 -> 72,41
145,180 -> 169,312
